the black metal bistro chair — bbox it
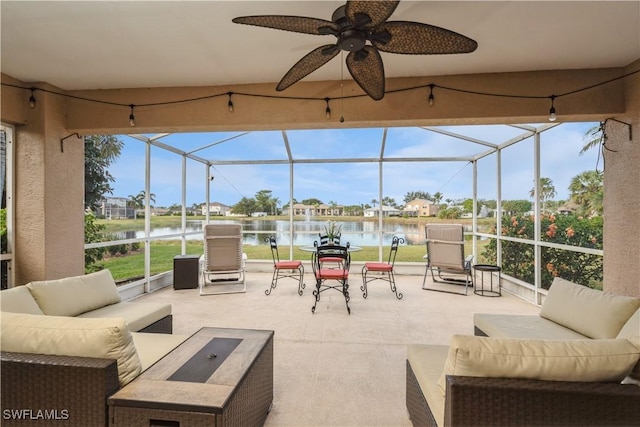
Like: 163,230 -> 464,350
264,236 -> 305,296
316,233 -> 343,269
361,236 -> 404,299
311,243 -> 352,314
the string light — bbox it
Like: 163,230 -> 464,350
29,87 -> 36,108
5,68 -> 637,125
325,97 -> 331,119
129,104 -> 136,127
548,95 -> 557,122
227,92 -> 234,113
428,84 -> 435,106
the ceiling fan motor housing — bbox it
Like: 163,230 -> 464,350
338,30 -> 367,51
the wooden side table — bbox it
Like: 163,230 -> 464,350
473,264 -> 502,297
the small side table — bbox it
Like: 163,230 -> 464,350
473,264 -> 501,297
173,255 -> 200,289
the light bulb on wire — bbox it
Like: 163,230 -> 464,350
129,104 -> 136,127
548,95 -> 557,122
29,88 -> 36,109
227,92 -> 234,113
325,98 -> 331,119
428,84 -> 435,107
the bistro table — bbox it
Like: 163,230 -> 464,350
299,245 -> 362,253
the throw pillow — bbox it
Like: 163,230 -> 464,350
1,312 -> 141,386
438,334 -> 640,395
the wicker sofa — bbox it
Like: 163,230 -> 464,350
406,278 -> 640,426
0,269 -> 185,427
0,269 -> 172,333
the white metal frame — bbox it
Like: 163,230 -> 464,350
81,123 -> 604,303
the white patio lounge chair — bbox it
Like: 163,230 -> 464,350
422,223 -> 474,295
200,223 -> 247,295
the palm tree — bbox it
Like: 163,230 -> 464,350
270,196 -> 280,215
529,177 -> 556,214
433,191 -> 443,206
580,123 -> 605,155
128,191 -> 156,217
569,170 -> 603,216
370,199 -> 377,208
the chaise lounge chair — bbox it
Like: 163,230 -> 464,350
200,223 -> 246,295
422,224 -> 474,295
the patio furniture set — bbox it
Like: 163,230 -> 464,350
266,233 -> 406,315
406,277 -> 640,426
0,269 -> 274,427
6,224 -> 636,426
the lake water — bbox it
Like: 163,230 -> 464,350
110,219 -> 454,246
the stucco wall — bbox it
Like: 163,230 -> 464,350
603,60 -> 640,297
13,85 -> 85,284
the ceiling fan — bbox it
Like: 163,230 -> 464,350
232,0 -> 478,101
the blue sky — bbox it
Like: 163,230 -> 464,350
109,122 -> 600,208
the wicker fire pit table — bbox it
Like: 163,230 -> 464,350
108,327 -> 274,427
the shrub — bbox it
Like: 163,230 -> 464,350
481,213 -> 603,289
85,211 -> 106,272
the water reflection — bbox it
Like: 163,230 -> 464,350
106,219 -> 443,246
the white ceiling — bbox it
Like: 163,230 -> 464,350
1,1 -> 639,92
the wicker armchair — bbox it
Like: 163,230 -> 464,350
406,359 -> 640,427
1,351 -> 120,427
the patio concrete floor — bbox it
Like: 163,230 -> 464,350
135,271 -> 539,426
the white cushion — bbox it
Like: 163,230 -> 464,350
617,308 -> 640,339
131,332 -> 189,371
438,334 -> 640,395
26,269 -> 121,317
77,301 -> 171,332
540,277 -> 640,339
473,313 -> 589,340
0,286 -> 44,315
1,312 -> 141,387
407,345 -> 449,427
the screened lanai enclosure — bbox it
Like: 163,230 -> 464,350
80,122 -> 604,304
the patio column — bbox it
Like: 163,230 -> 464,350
602,60 -> 640,298
13,86 -> 85,285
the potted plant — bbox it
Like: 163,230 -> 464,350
322,221 -> 342,244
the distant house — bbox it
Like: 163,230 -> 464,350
403,199 -> 440,217
364,205 -> 402,217
283,203 -> 344,217
200,202 -> 230,216
97,197 -> 135,219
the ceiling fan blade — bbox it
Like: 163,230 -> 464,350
373,21 -> 478,54
346,46 -> 385,100
276,44 -> 341,91
345,1 -> 399,29
232,15 -> 338,35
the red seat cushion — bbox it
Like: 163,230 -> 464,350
275,260 -> 302,269
364,262 -> 392,272
316,269 -> 348,279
